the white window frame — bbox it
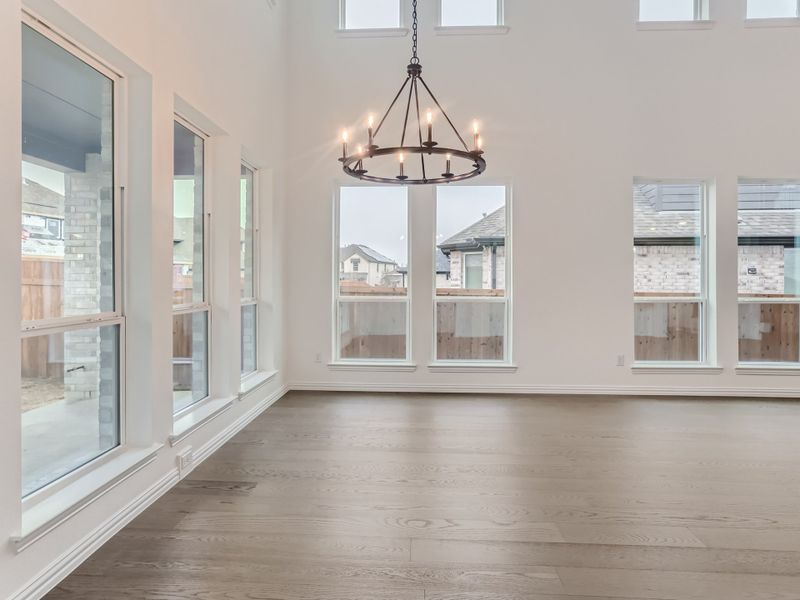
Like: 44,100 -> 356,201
745,0 -> 800,24
436,0 -> 509,33
432,184 -> 513,367
172,114 -> 212,418
19,13 -> 128,506
338,0 -> 408,35
637,0 -> 711,23
240,160 -> 259,379
736,178 -> 800,368
332,185 -> 412,366
633,179 -> 710,367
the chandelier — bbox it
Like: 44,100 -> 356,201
338,0 -> 486,185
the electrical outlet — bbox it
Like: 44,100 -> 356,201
314,352 -> 323,364
176,447 -> 193,476
616,354 -> 625,367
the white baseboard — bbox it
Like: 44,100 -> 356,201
289,381 -> 800,399
10,383 -> 289,600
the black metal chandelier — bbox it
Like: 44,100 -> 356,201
338,0 -> 486,185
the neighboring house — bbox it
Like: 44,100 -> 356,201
634,184 -> 800,296
21,177 -> 65,258
340,244 -> 399,287
438,207 -> 506,290
397,249 -> 451,289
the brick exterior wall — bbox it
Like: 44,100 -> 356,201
446,246 -> 506,290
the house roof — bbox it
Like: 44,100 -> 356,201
340,244 -> 397,265
439,207 -> 505,251
398,249 -> 450,275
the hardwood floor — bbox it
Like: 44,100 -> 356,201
45,392 -> 800,600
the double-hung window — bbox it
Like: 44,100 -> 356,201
633,181 -> 708,363
435,185 -> 511,363
639,0 -> 709,21
738,180 -> 800,365
747,0 -> 799,18
20,23 -> 122,497
172,119 -> 209,415
240,163 -> 258,377
334,186 -> 409,362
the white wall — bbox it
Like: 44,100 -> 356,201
0,1 -> 288,598
285,0 -> 800,395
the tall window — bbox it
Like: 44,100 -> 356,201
435,186 -> 510,362
440,0 -> 501,27
738,181 -> 800,364
335,187 -> 408,362
639,0 -> 708,21
341,0 -> 400,29
240,163 -> 258,377
172,119 -> 209,414
21,24 -> 120,496
633,182 -> 707,363
747,0 -> 798,18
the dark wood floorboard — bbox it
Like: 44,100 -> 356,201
44,392 -> 800,600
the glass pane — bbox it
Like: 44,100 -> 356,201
441,0 -> 498,26
339,301 -> 406,360
747,0 -> 797,18
436,301 -> 505,361
173,121 -> 204,306
172,311 -> 209,413
21,324 -> 120,496
437,186 -> 506,298
739,303 -> 800,363
21,25 -> 115,323
241,165 -> 255,299
345,0 -> 400,29
639,0 -> 696,21
339,187 -> 407,297
634,302 -> 701,362
241,304 -> 258,375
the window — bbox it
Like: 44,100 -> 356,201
633,182 -> 707,363
747,0 -> 798,18
335,187 -> 408,362
172,119 -> 209,414
440,0 -> 501,27
20,24 -> 121,496
241,163 -> 258,377
341,0 -> 401,29
639,0 -> 708,21
738,181 -> 800,364
435,186 -> 510,362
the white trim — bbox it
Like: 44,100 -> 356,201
14,444 -> 162,552
239,369 -> 278,397
636,20 -> 714,30
745,17 -> 800,27
328,361 -> 417,372
736,365 -> 800,375
632,364 -> 723,375
289,381 -> 800,399
335,27 -> 409,38
434,25 -> 509,35
428,362 -> 518,373
436,0 -> 504,28
170,396 -> 235,446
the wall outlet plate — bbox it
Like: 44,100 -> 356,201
176,447 -> 193,476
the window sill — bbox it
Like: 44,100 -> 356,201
13,443 -> 162,552
335,27 -> 409,38
632,364 -> 723,375
434,25 -> 510,36
328,361 -> 417,372
636,20 -> 715,31
745,17 -> 800,28
736,364 -> 800,376
428,362 -> 517,373
170,396 -> 235,446
240,369 -> 278,398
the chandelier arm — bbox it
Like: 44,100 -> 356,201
373,76 -> 411,140
399,76 -> 415,148
412,78 -> 427,181
418,76 -> 471,152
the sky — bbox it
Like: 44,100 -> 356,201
340,185 -> 505,267
641,0 -> 797,20
345,0 -> 497,29
22,161 -> 65,195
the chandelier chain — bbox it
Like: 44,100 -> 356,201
410,0 -> 419,64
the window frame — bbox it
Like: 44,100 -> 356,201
437,0 -> 506,29
332,184 -> 412,366
736,178 -> 800,367
240,160 -> 259,379
339,0 -> 404,31
633,179 -> 710,366
745,0 -> 800,20
19,12 -> 128,505
171,114 -> 212,418
432,183 -> 513,367
637,0 -> 710,22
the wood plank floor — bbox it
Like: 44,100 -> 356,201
45,392 -> 800,600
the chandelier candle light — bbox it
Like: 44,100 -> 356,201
337,0 -> 487,185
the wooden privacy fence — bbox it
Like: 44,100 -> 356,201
21,258 -> 63,379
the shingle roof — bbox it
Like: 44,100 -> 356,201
397,249 -> 449,274
439,207 -> 505,250
340,244 -> 397,265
